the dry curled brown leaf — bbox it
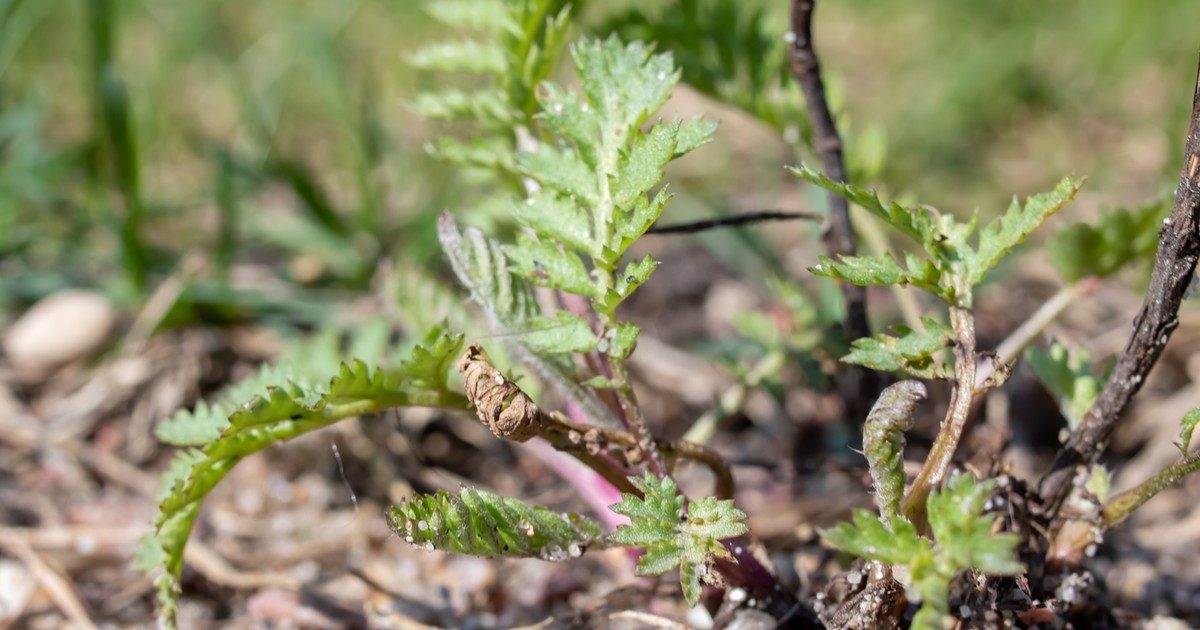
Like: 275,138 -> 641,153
458,344 -> 544,442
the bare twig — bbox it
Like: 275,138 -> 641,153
789,0 -> 870,346
1041,57 -> 1200,512
789,0 -> 879,429
647,210 -> 822,234
975,278 -> 1101,388
0,532 -> 97,629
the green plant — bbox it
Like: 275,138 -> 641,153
822,472 -> 1022,630
140,22 -> 779,625
129,0 -> 1200,626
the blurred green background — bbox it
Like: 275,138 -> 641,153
2,0 -> 1198,320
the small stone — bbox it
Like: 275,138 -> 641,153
0,560 -> 34,622
4,290 -> 115,373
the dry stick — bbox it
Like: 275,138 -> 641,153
647,210 -> 822,234
0,533 -> 97,629
1040,57 -> 1200,514
790,0 -> 879,420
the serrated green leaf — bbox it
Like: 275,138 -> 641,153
638,544 -> 684,574
926,473 -> 1022,575
606,322 -> 641,360
610,187 -> 671,256
821,509 -> 930,566
520,311 -> 599,355
597,256 -> 658,315
811,254 -> 905,286
843,320 -> 953,379
144,331 -> 469,627
517,144 -> 598,204
612,120 -> 680,208
609,474 -> 747,605
506,234 -> 597,297
674,116 -> 718,156
1049,198 -> 1168,282
574,37 -> 677,149
968,177 -> 1083,284
793,164 -> 942,252
513,193 -> 593,253
391,486 -> 603,559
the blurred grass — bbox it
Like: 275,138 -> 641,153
1,0 -> 1197,318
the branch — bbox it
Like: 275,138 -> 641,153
789,0 -> 869,345
1102,450 -> 1200,528
647,210 -> 822,234
1041,57 -> 1200,510
789,0 -> 880,426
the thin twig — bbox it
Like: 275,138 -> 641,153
789,0 -> 870,345
1101,451 -> 1200,528
975,278 -> 1100,388
789,0 -> 879,429
0,532 -> 97,629
1041,57 -> 1200,512
647,210 -> 822,234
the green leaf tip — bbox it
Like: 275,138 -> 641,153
1180,408 -> 1200,455
797,164 -> 1082,306
844,320 -> 953,379
391,486 -> 604,560
609,474 -> 748,605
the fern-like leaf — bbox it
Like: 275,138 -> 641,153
609,474 -> 748,605
821,473 -> 1022,630
862,381 -> 926,524
967,176 -> 1083,284
139,329 -> 468,628
412,0 -> 571,172
391,486 -> 604,560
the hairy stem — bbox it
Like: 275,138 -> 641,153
903,305 -> 976,527
1042,57 -> 1200,513
1102,451 -> 1200,528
